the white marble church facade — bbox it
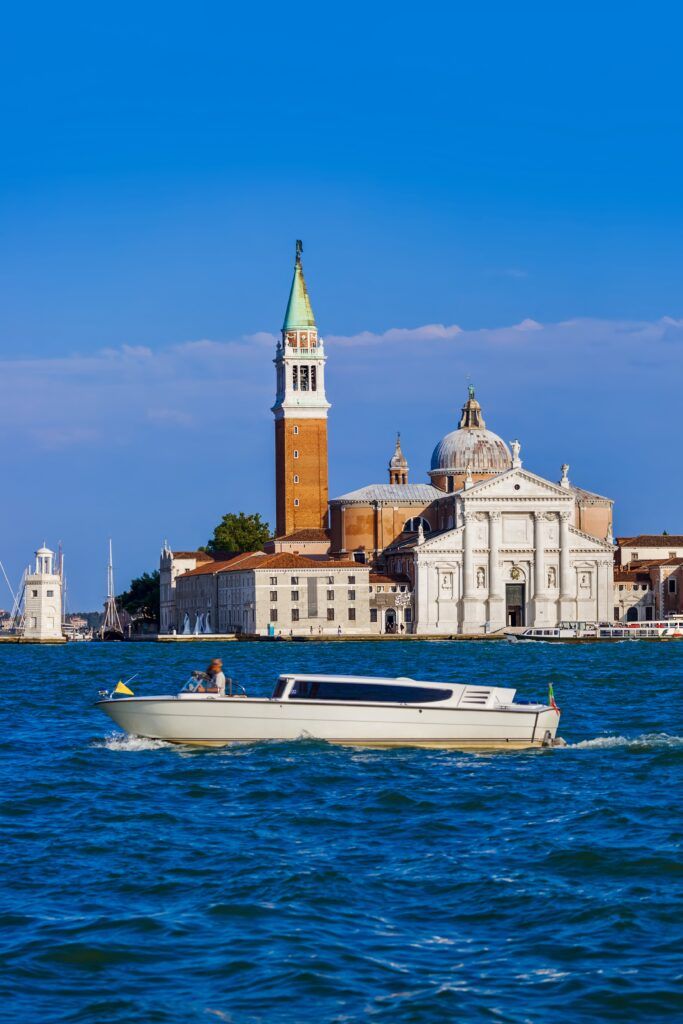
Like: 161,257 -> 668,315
408,467 -> 614,635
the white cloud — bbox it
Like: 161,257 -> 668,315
1,316 -> 681,453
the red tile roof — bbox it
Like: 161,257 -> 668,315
617,535 -> 683,546
277,529 -> 330,542
172,550 -> 214,561
181,552 -> 257,577
221,552 -> 365,573
369,572 -> 412,586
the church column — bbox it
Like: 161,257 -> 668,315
462,511 -> 482,633
559,511 -> 574,617
487,511 -> 504,629
533,511 -> 549,624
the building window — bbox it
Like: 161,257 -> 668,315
405,608 -> 412,622
291,591 -> 299,601
370,609 -> 378,623
618,584 -> 624,591
292,609 -> 300,622
631,552 -> 638,561
348,590 -> 356,601
669,578 -> 677,593
293,450 -> 299,459
376,586 -> 383,593
293,425 -> 299,435
353,551 -> 366,563
403,516 -> 431,533
292,366 -> 299,390
327,590 -> 334,601
328,576 -> 334,584
294,499 -> 299,507
348,608 -> 356,621
270,591 -> 278,601
293,475 -> 299,484
348,575 -> 356,584
669,551 -> 677,558
300,365 -> 309,391
46,590 -> 54,597
645,607 -> 654,621
291,577 -> 299,585
270,577 -> 277,585
311,366 -> 317,391
32,590 -> 38,597
327,608 -> 334,621
270,609 -> 278,622
614,606 -> 620,620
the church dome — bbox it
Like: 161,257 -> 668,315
429,387 -> 512,482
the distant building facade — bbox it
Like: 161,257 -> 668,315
613,535 -> 683,621
170,552 -> 371,636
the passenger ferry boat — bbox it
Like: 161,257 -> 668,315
507,617 -> 683,642
96,673 -> 563,750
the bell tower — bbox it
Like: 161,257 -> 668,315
272,241 -> 330,537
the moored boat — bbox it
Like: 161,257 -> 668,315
507,617 -> 683,642
96,673 -> 563,750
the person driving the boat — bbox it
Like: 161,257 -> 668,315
194,659 -> 226,695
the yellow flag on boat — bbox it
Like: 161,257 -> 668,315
114,681 -> 134,696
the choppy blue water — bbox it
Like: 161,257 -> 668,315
1,640 -> 681,1023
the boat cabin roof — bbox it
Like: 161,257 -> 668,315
279,673 -> 452,689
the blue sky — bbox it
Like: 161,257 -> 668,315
1,1 -> 682,608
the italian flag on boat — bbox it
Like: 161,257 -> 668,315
548,683 -> 560,714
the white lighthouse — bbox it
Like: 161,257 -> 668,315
22,545 -> 64,641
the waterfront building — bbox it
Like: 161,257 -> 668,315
272,241 -> 330,551
159,545 -> 215,633
613,535 -> 683,621
23,545 -> 63,641
171,551 -> 371,636
330,388 -> 614,633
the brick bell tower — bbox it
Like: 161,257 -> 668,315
272,241 -> 330,537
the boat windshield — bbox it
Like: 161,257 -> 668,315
179,675 -> 220,694
287,679 -> 453,703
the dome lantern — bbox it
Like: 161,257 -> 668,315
429,387 -> 512,492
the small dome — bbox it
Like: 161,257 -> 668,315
429,387 -> 512,477
35,545 -> 53,556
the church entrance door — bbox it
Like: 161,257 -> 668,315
506,584 -> 525,627
385,609 -> 397,634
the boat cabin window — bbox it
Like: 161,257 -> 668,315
272,678 -> 289,699
287,680 -> 453,703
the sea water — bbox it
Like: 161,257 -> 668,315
0,640 -> 681,1023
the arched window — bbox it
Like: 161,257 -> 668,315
403,516 -> 431,534
626,606 -> 638,622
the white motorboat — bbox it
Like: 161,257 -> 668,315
96,673 -> 563,750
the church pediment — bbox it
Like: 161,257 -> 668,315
462,468 -> 573,501
418,526 -> 465,552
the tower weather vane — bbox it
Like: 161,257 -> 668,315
296,239 -> 303,261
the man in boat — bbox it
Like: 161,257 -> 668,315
193,659 -> 227,694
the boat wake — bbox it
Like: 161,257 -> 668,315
95,732 -> 173,752
566,732 -> 683,750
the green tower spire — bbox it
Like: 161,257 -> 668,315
282,240 -> 316,330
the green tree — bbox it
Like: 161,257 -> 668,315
204,512 -> 271,555
117,570 -> 160,621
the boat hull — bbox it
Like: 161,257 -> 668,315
97,696 -> 561,750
